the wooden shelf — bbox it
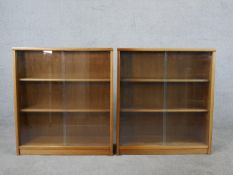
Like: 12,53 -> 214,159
120,141 -> 208,148
121,108 -> 208,113
121,79 -> 209,83
20,78 -> 110,82
20,136 -> 109,147
21,108 -> 110,113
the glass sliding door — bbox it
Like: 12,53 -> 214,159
165,52 -> 211,146
19,51 -> 64,146
63,51 -> 111,146
119,51 -> 165,146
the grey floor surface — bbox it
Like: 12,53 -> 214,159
0,117 -> 232,175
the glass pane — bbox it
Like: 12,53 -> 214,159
120,112 -> 163,146
63,51 -> 110,146
20,51 -> 63,79
20,113 -> 63,146
18,50 -> 111,147
121,83 -> 164,109
120,51 -> 165,146
166,113 -> 208,146
20,82 -> 63,109
166,52 -> 211,79
165,52 -> 210,146
121,51 -> 164,79
66,113 -> 110,146
166,82 -> 209,109
63,51 -> 110,79
19,50 -> 64,146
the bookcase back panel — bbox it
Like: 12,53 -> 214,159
120,112 -> 163,145
166,113 -> 208,145
20,82 -> 110,109
119,112 -> 208,146
120,82 -> 208,109
20,112 -> 110,146
63,51 -> 110,79
166,83 -> 209,109
20,113 -> 64,146
120,83 -> 164,109
120,52 -> 164,79
167,52 -> 211,79
17,51 -> 110,79
66,113 -> 110,146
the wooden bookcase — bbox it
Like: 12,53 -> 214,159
117,48 -> 216,155
13,48 -> 113,155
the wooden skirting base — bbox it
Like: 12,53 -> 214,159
18,146 -> 112,155
118,145 -> 209,155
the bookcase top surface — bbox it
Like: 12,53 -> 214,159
118,48 -> 216,52
12,47 -> 113,51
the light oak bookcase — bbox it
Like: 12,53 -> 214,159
13,48 -> 113,155
117,48 -> 216,155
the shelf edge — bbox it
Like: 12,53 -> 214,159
21,109 -> 110,113
121,79 -> 209,83
120,109 -> 208,112
19,78 -> 110,82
